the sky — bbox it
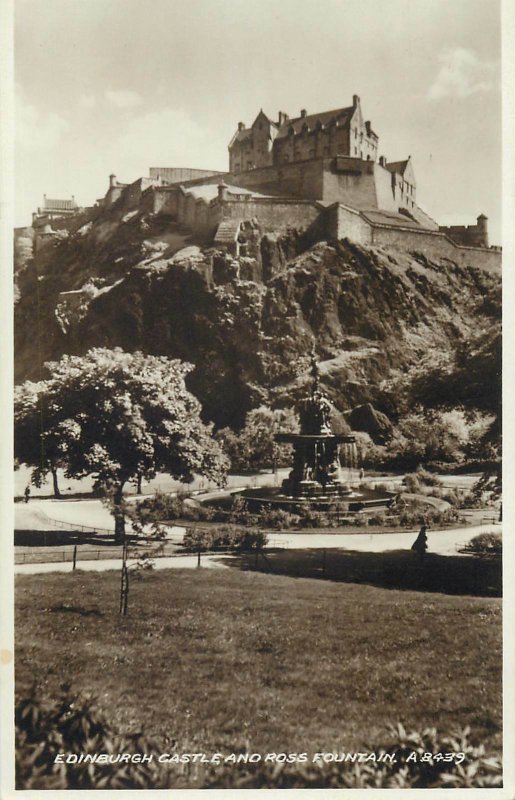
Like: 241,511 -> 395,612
14,0 -> 502,243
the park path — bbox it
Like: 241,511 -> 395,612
14,498 -> 500,577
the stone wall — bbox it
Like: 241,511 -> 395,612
227,159 -> 325,200
220,196 -> 322,233
370,224 -> 501,272
327,204 -> 373,244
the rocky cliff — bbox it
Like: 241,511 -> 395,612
14,201 -> 500,429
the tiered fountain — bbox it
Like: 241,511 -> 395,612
239,356 -> 397,515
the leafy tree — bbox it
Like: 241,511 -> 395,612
14,349 -> 228,542
15,380 -> 66,497
217,406 -> 298,472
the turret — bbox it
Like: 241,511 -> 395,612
477,214 -> 489,247
218,181 -> 229,203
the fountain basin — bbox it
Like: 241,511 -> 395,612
234,485 -> 398,514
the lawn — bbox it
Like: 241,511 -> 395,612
15,567 -> 502,758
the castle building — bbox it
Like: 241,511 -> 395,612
32,195 -> 80,228
31,93 -> 498,270
229,95 -> 378,174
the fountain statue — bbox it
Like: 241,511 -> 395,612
275,354 -> 358,500
204,351 -> 397,518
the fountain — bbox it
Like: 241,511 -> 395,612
236,355 -> 398,516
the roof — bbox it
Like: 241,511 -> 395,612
43,198 -> 78,211
361,209 -> 420,229
385,159 -> 410,176
184,184 -> 270,202
275,106 -> 354,139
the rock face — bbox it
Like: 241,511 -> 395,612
346,403 -> 393,444
14,204 -> 500,430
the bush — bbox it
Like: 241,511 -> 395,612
15,686 -> 172,790
203,722 -> 502,789
461,532 -> 502,556
182,525 -> 267,552
257,505 -> 300,530
367,512 -> 388,526
180,502 -> 216,522
403,474 -> 421,493
415,466 -> 443,487
16,690 -> 501,790
297,509 -> 332,528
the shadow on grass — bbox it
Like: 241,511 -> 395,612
222,548 -> 501,597
15,530 -> 121,547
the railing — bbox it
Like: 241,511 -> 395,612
15,537 -> 289,566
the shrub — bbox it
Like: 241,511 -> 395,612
180,502 -> 216,522
257,505 -> 300,530
16,690 -> 501,790
297,509 -> 332,528
203,722 -> 502,789
182,525 -> 267,552
415,466 -> 443,487
227,496 -> 260,526
15,686 -> 172,790
403,474 -> 421,493
367,512 -> 387,526
461,532 -> 502,556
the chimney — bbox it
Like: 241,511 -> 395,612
109,174 -> 117,188
300,109 -> 307,118
353,94 -> 360,107
238,122 -> 245,131
379,156 -> 387,167
278,111 -> 289,125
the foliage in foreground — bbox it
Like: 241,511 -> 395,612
16,689 -> 502,789
460,532 -> 502,556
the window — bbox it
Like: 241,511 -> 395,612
309,149 -> 315,158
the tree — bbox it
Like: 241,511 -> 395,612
216,406 -> 298,472
14,349 -> 229,543
14,380 -> 65,497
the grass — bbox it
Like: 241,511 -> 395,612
15,567 -> 502,758
231,548 -> 502,597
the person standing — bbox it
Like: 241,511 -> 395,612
24,485 -> 31,504
411,524 -> 428,562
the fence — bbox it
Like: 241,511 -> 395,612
15,534 -> 290,566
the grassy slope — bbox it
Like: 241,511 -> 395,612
15,568 -> 502,755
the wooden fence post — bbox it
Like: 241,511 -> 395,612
72,545 -> 77,571
322,548 -> 326,577
197,546 -> 201,568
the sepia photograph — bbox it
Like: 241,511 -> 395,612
2,0 -> 513,794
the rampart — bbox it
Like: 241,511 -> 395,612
329,205 -> 501,273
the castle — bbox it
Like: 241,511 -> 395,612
29,94 -> 501,272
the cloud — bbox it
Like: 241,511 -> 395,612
428,47 -> 496,100
16,94 -> 69,151
79,94 -> 96,108
105,89 -> 143,108
113,108 -> 225,172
